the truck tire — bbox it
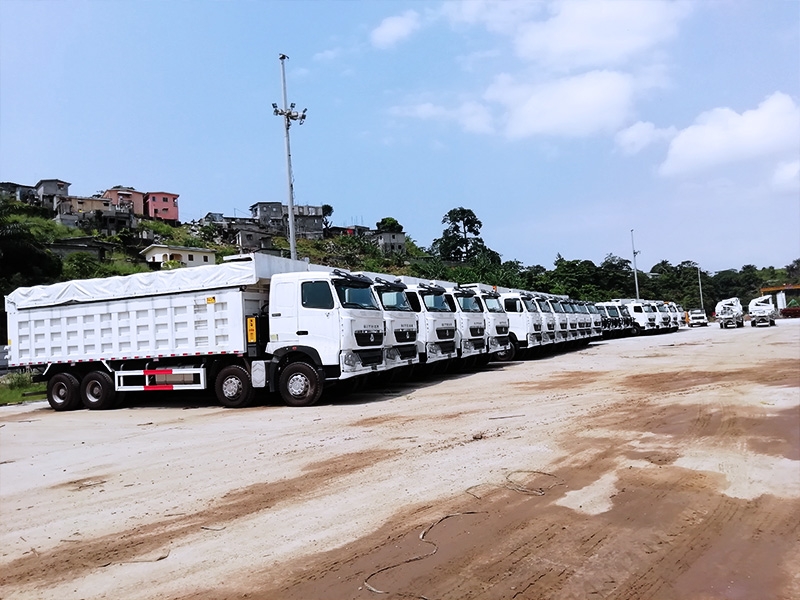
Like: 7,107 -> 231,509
279,362 -> 322,407
495,339 -> 517,361
751,320 -> 756,327
47,373 -> 82,411
81,371 -> 117,410
215,365 -> 255,408
631,324 -> 641,336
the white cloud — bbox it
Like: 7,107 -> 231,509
370,10 -> 421,49
441,0 -> 543,34
313,48 -> 341,61
389,100 -> 494,134
485,70 -> 635,138
772,160 -> 800,193
515,0 -> 691,70
615,121 -> 677,155
659,92 -> 800,177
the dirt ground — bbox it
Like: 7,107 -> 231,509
1,320 -> 798,600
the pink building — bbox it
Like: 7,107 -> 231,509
144,191 -> 180,222
103,186 -> 146,216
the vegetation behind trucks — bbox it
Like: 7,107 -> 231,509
5,253 -> 386,410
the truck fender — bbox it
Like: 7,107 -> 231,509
268,346 -> 325,393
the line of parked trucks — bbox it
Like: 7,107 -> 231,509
1,253 -> 773,411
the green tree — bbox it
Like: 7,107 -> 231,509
375,217 -> 403,233
322,204 -> 334,235
431,207 -> 487,262
62,252 -> 106,280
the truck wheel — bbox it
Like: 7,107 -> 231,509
719,322 -> 724,329
81,371 -> 116,410
279,362 -> 322,407
215,365 -> 254,408
751,321 -> 756,327
769,319 -> 775,326
47,373 -> 82,411
496,340 -> 517,361
631,324 -> 641,336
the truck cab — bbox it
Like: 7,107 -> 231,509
612,299 -> 657,335
533,296 -> 556,346
462,283 -> 511,360
748,295 -> 778,327
714,297 -> 744,329
371,276 -> 419,368
497,290 -> 543,360
402,282 -> 458,367
266,269 -> 386,405
444,286 -> 486,366
547,298 -> 570,344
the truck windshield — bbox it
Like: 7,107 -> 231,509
536,299 -> 552,313
587,305 -> 599,314
619,306 -> 630,317
550,301 -> 565,313
457,295 -> 483,313
522,298 -> 539,312
561,302 -> 575,313
333,282 -> 380,310
606,306 -> 619,317
643,305 -> 655,313
422,292 -> 453,312
378,289 -> 413,311
483,297 -> 504,313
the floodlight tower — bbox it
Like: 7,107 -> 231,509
631,229 -> 640,300
272,53 -> 307,261
697,265 -> 704,310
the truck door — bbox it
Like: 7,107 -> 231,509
297,279 -> 340,365
269,280 -> 299,344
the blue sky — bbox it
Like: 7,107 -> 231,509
1,0 -> 798,273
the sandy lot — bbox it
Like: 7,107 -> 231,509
1,320 -> 798,600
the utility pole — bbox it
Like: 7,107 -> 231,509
272,53 -> 307,261
698,265 -> 704,311
631,229 -> 640,300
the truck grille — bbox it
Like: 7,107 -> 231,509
394,329 -> 416,343
437,341 -> 456,354
473,339 -> 485,350
496,325 -> 509,335
436,327 -> 455,340
355,348 -> 383,366
355,331 -> 384,346
469,326 -> 485,337
397,344 -> 417,359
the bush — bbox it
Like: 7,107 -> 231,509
1,371 -> 34,389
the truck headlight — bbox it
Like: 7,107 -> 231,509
342,351 -> 359,368
427,342 -> 440,356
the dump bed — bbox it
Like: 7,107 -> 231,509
5,266 -> 268,368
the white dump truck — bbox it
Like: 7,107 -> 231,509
748,295 -> 778,327
399,280 -> 458,369
715,297 -> 744,329
496,289 -> 543,360
612,299 -> 657,335
5,253 -> 387,410
461,283 -> 511,361
370,276 -> 420,367
442,286 -> 486,366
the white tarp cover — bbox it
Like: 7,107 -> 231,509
6,259 -> 261,311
